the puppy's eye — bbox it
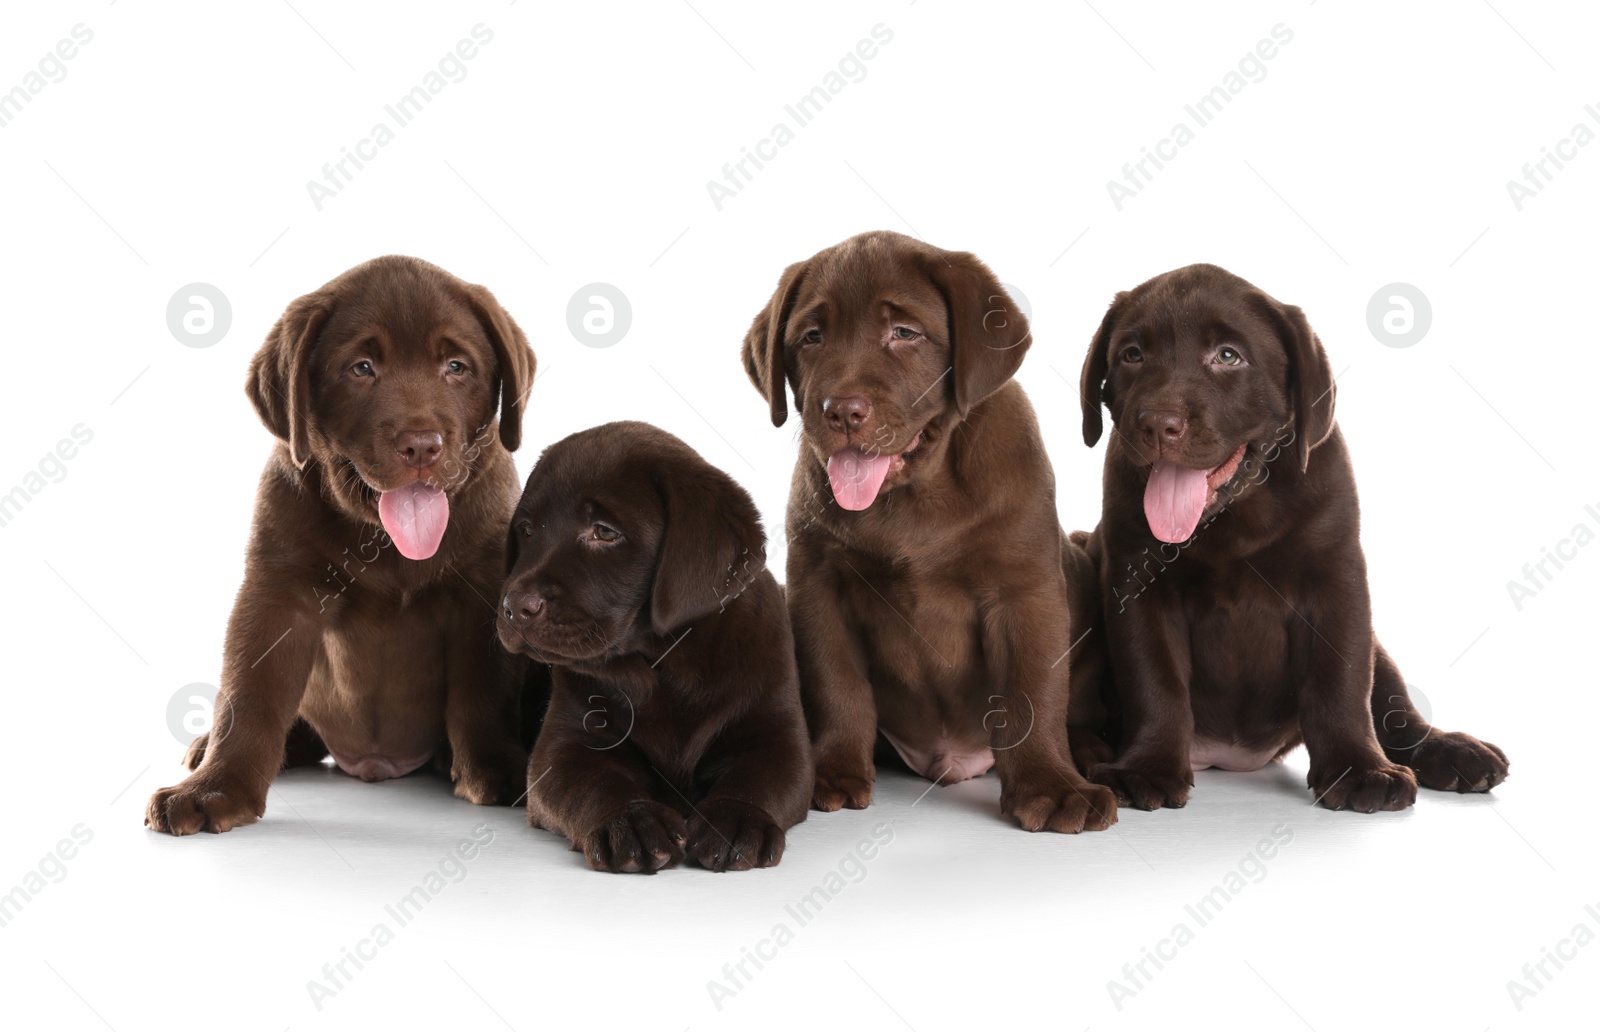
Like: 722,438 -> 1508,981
891,325 -> 919,341
351,360 -> 375,378
516,519 -> 534,538
445,359 -> 467,375
1120,346 -> 1143,363
590,523 -> 621,543
1214,346 -> 1245,366
802,329 -> 823,346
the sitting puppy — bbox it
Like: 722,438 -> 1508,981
498,421 -> 811,872
147,256 -> 541,835
1078,264 -> 1509,812
742,230 -> 1117,834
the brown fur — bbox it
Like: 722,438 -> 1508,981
146,256 -> 544,835
742,230 -> 1117,833
498,421 -> 811,872
1078,263 -> 1509,812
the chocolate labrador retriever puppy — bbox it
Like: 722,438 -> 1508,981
742,230 -> 1117,833
146,256 -> 541,835
1078,263 -> 1509,812
498,421 -> 811,872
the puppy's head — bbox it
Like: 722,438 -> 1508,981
247,255 -> 537,559
497,421 -> 766,665
741,230 -> 1030,511
1079,264 -> 1335,543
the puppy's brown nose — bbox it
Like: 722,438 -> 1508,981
822,395 -> 872,433
502,591 -> 548,628
1136,409 -> 1186,450
395,430 -> 443,468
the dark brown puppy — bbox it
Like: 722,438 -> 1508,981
147,256 -> 541,835
743,230 -> 1117,834
1079,264 -> 1509,812
498,421 -> 811,873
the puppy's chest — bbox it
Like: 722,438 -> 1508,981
839,565 -> 983,687
578,667 -> 728,771
310,540 -> 486,615
1172,564 -> 1300,689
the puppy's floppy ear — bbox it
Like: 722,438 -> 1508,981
649,462 -> 767,636
1080,291 -> 1127,447
465,283 -> 537,452
742,260 -> 807,427
247,292 -> 331,470
928,251 -> 1031,417
1270,300 -> 1336,472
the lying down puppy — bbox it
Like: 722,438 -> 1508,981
1079,264 -> 1509,812
498,421 -> 812,872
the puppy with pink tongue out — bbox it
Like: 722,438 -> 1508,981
147,257 -> 544,836
1077,264 -> 1507,813
743,231 -> 1117,835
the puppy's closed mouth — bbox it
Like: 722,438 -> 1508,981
498,618 -> 611,665
1143,443 -> 1247,544
825,430 -> 926,511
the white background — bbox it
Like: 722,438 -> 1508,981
1,2 -> 1595,1029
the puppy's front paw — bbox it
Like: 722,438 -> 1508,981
1396,730 -> 1509,793
452,743 -> 530,806
1001,776 -> 1119,833
686,800 -> 786,872
145,778 -> 265,836
582,801 -> 687,874
812,766 -> 874,812
1310,761 -> 1417,812
1089,761 -> 1193,810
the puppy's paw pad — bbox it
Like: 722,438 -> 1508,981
1311,763 -> 1417,813
687,800 -> 785,872
145,781 -> 263,836
812,769 -> 874,812
1401,731 -> 1509,793
1002,779 -> 1119,833
582,801 -> 687,874
1089,763 -> 1192,810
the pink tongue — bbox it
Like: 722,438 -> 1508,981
827,447 -> 894,511
1144,462 -> 1209,544
379,482 -> 449,560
